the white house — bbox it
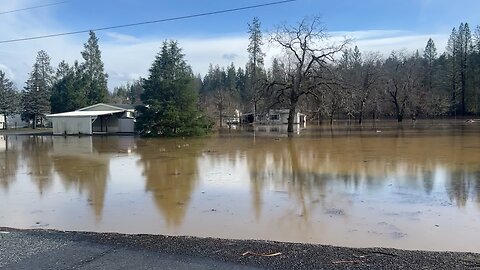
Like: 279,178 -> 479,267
240,109 -> 307,125
266,109 -> 306,124
0,115 -> 5,129
46,103 -> 136,135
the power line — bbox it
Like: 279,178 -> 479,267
0,0 -> 296,44
0,1 -> 70,15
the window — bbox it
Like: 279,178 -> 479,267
270,114 -> 280,121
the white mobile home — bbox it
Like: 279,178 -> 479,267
266,109 -> 306,124
46,103 -> 136,135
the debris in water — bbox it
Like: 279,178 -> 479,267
242,251 -> 282,257
332,260 -> 364,265
325,208 -> 345,216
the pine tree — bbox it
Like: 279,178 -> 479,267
458,23 -> 472,115
246,17 -> 266,117
0,70 -> 19,129
423,38 -> 437,92
247,17 -> 265,68
136,40 -> 210,136
50,60 -> 88,113
129,79 -> 144,105
352,46 -> 362,68
473,26 -> 480,114
22,50 -> 53,128
81,31 -> 109,105
446,27 -> 460,114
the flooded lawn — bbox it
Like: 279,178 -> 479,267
1,120 -> 480,252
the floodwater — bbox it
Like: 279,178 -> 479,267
1,120 -> 480,252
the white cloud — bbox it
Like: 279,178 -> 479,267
0,64 -> 15,81
105,32 -> 140,44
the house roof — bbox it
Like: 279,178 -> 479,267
46,110 -> 125,118
78,103 -> 135,111
106,103 -> 136,110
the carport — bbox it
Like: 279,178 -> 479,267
46,110 -> 127,135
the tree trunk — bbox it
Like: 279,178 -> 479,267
219,109 -> 223,128
397,113 -> 404,122
3,114 -> 7,129
33,114 -> 37,129
358,102 -> 364,125
287,102 -> 296,133
329,107 -> 335,126
461,70 -> 466,116
253,100 -> 257,123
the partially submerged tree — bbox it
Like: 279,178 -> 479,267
269,17 -> 348,132
338,47 -> 381,124
136,40 -> 210,136
201,64 -> 240,127
383,51 -> 422,122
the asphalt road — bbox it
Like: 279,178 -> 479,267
0,230 -> 257,270
1,228 -> 479,269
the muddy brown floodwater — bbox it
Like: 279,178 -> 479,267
1,120 -> 480,252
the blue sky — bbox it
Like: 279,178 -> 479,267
50,0 -> 480,35
1,0 -> 480,89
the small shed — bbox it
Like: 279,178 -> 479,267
46,103 -> 135,135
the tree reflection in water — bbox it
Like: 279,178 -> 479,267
240,132 -> 480,224
22,136 -> 54,194
51,136 -> 110,220
0,124 -> 479,242
136,139 -> 201,228
0,136 -> 19,191
53,156 -> 109,218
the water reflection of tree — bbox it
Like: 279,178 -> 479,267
53,155 -> 109,218
22,136 -> 54,194
445,170 -> 480,207
422,171 -> 434,195
91,136 -> 136,154
136,139 -> 200,228
246,139 -> 330,229
0,136 -> 19,190
242,132 -> 480,220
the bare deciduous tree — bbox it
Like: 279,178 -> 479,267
268,17 -> 348,133
383,51 -> 422,122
